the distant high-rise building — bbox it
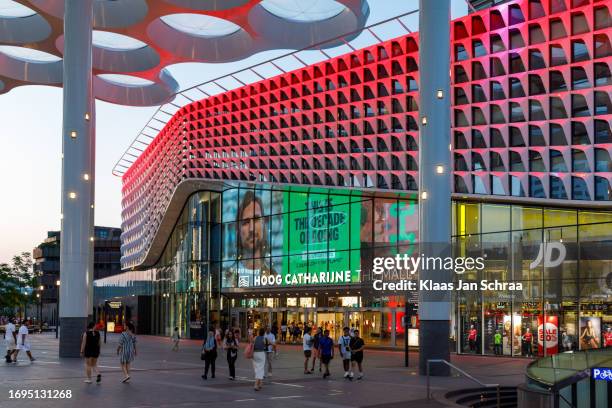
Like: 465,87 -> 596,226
33,226 -> 121,324
468,0 -> 511,12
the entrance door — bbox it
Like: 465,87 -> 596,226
315,312 -> 344,340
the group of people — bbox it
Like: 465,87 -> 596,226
3,318 -> 35,364
78,320 -> 137,384
302,326 -> 365,381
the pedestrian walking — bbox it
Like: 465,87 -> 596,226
4,318 -> 16,363
349,329 -> 365,380
252,328 -> 268,391
264,326 -> 276,377
493,330 -> 502,355
13,321 -> 35,363
311,327 -> 322,372
171,327 -> 180,352
280,321 -> 287,344
201,330 -> 218,380
338,327 -> 352,380
319,329 -> 334,378
303,327 -> 314,374
117,322 -> 137,383
80,322 -> 101,384
224,330 -> 239,380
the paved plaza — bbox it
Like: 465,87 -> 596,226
0,333 -> 530,408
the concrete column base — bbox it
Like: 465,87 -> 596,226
419,320 -> 450,376
59,317 -> 87,358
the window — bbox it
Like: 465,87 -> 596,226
571,67 -> 589,89
472,61 -> 487,80
472,129 -> 487,148
510,175 -> 525,196
529,24 -> 545,45
510,102 -> 526,122
490,105 -> 505,124
455,66 -> 469,83
550,19 -> 567,40
572,149 -> 589,172
594,33 -> 612,59
572,121 -> 589,145
571,13 -> 589,35
490,128 -> 505,147
473,175 -> 486,194
490,81 -> 505,100
490,57 -> 506,77
455,131 -> 469,149
529,74 -> 546,95
472,84 -> 486,103
595,91 -> 612,115
550,123 -> 567,145
529,125 -> 545,146
491,34 -> 505,52
472,107 -> 486,125
594,6 -> 611,31
509,28 -> 525,50
529,100 -> 546,121
491,176 -> 504,195
455,87 -> 469,105
454,153 -> 468,171
509,5 -> 525,26
550,150 -> 567,172
529,150 -> 545,172
595,149 -> 611,172
473,39 -> 486,57
510,151 -> 525,171
510,127 -> 525,147
529,50 -> 546,70
550,71 -> 567,92
595,177 -> 612,201
455,176 -> 469,194
550,176 -> 568,199
550,44 -> 567,66
529,176 -> 545,198
571,40 -> 589,62
571,94 -> 590,117
510,77 -> 525,98
572,177 -> 590,200
490,151 -> 505,171
509,53 -> 525,74
455,44 -> 468,61
594,63 -> 611,86
595,120 -> 612,143
550,97 -> 568,119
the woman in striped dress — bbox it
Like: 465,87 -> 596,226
117,322 -> 137,383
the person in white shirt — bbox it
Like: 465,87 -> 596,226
302,327 -> 314,374
4,318 -> 16,363
264,327 -> 276,377
338,327 -> 352,380
13,321 -> 35,363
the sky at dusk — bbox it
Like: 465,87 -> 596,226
0,0 -> 467,263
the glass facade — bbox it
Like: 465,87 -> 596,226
453,202 -> 612,357
95,185 -> 611,355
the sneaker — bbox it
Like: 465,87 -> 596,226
357,374 -> 363,380
84,379 -> 92,384
228,377 -> 235,380
96,374 -> 101,383
29,358 -> 36,362
121,376 -> 130,383
201,375 -> 207,380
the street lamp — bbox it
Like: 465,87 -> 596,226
55,280 -> 60,339
35,292 -> 41,331
39,285 -> 44,332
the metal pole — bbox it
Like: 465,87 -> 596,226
417,0 -> 452,376
103,304 -> 107,344
59,0 -> 94,357
426,360 -> 430,400
404,303 -> 409,367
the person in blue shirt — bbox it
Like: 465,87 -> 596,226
318,329 -> 334,378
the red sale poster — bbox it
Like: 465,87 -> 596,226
538,315 -> 558,355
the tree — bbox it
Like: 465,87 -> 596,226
0,252 -> 35,315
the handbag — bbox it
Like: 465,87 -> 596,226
200,348 -> 207,360
244,342 -> 254,359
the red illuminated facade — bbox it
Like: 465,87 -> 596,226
121,0 -> 611,269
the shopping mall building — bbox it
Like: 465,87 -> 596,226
95,0 -> 612,357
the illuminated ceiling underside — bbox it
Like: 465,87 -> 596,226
0,0 -> 369,106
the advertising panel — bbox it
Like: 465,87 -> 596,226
537,315 -> 558,355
